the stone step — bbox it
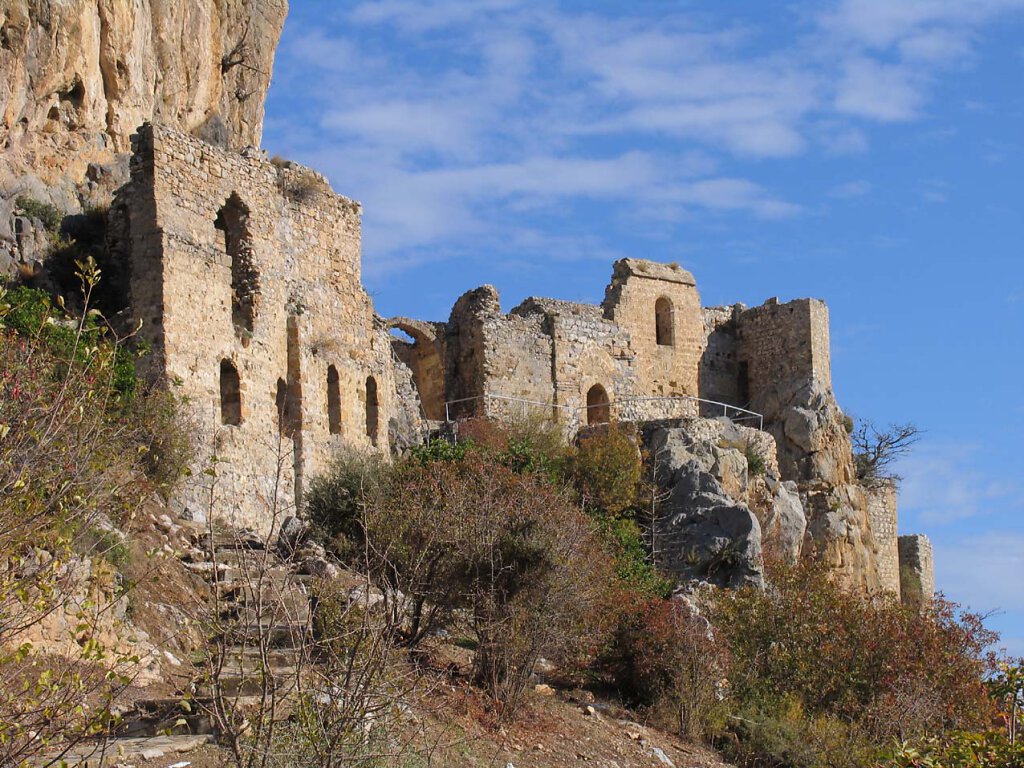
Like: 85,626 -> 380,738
113,697 -> 213,738
36,734 -> 214,766
193,646 -> 302,669
193,668 -> 301,698
217,621 -> 309,648
194,531 -> 267,552
220,604 -> 311,627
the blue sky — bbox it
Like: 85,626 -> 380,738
264,0 -> 1024,654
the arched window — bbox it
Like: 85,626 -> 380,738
220,359 -> 242,425
327,365 -> 342,435
365,376 -> 379,445
215,193 -> 259,338
586,384 -> 610,425
655,296 -> 674,347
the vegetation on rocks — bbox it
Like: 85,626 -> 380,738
0,267 -> 192,765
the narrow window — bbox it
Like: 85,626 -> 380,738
220,359 -> 242,425
365,376 -> 379,445
215,193 -> 259,338
275,378 -> 288,434
327,365 -> 342,435
737,361 -> 750,407
586,384 -> 610,425
655,296 -> 674,347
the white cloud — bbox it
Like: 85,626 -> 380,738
835,58 -> 925,121
828,179 -> 873,198
897,442 -> 1022,525
266,1 -> 1024,264
933,531 -> 1024,648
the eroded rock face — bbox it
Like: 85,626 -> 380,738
0,0 -> 287,208
654,457 -> 764,589
645,419 -> 807,574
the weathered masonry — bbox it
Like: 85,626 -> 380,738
114,122 -> 933,603
118,124 -> 421,529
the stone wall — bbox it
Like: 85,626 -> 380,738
866,480 -> 901,596
699,305 -> 743,412
602,259 -> 705,399
735,297 -> 831,419
121,123 -> 418,529
898,534 -> 935,607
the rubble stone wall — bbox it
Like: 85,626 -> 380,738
736,298 -> 832,417
899,534 -> 936,607
866,480 -> 902,597
699,305 -> 742,412
123,123 -> 416,529
602,259 -> 705,399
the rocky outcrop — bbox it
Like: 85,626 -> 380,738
654,457 -> 765,589
645,419 -> 807,576
0,0 -> 288,210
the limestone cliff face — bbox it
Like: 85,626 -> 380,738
0,0 -> 287,207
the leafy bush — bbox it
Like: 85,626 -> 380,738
0,269 -> 175,764
600,517 -> 672,598
569,424 -> 643,517
15,195 -> 63,232
744,440 -> 766,476
602,592 -> 728,740
365,453 -> 611,716
707,558 -> 998,763
304,449 -> 388,561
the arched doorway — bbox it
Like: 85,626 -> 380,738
586,384 -> 610,425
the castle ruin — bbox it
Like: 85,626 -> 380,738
116,122 -> 933,602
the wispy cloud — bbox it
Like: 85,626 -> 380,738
828,179 -> 873,198
934,530 -> 1024,654
265,0 -> 1024,268
897,442 -> 1022,525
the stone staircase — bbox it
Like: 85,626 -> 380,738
45,522 -> 320,766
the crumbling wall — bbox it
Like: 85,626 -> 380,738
736,297 -> 831,416
699,305 -> 743,412
866,481 -> 901,597
514,297 -> 637,423
122,123 -> 410,530
898,534 -> 935,607
603,259 -> 705,399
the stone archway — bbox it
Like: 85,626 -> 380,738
386,317 -> 445,420
586,383 -> 610,425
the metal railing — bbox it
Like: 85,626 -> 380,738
442,393 -> 763,431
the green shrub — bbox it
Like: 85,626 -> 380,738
744,441 -> 766,476
569,424 -> 643,517
708,558 -> 997,759
722,696 -> 873,768
601,517 -> 672,598
304,449 -> 388,561
408,437 -> 468,464
15,195 -> 63,232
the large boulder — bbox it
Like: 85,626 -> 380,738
654,458 -> 764,589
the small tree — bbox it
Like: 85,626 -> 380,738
851,420 -> 922,484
